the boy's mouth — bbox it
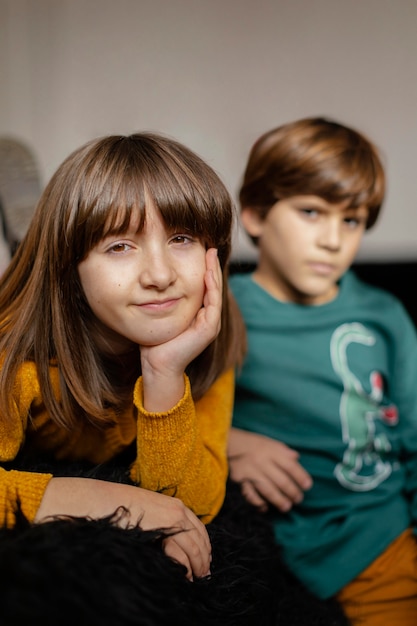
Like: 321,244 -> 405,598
308,262 -> 336,276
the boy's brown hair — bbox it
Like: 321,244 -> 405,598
239,117 -> 385,243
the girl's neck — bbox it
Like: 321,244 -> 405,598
100,348 -> 140,391
89,316 -> 137,357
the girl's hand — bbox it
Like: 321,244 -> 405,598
140,248 -> 222,412
35,477 -> 211,581
228,428 -> 313,513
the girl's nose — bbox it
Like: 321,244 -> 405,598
139,249 -> 177,290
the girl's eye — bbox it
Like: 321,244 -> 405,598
108,242 -> 131,253
170,234 -> 194,245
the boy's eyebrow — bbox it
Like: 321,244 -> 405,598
343,205 -> 369,214
291,195 -> 327,205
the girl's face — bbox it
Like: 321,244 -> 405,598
78,200 -> 207,354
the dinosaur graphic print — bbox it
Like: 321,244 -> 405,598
330,323 -> 398,491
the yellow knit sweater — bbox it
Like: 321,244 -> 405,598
0,362 -> 234,527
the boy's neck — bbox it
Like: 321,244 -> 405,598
252,269 -> 340,306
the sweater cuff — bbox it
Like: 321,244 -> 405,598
3,470 -> 53,528
133,374 -> 193,441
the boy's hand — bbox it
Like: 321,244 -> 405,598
228,428 -> 313,513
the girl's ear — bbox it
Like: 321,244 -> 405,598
240,207 -> 264,238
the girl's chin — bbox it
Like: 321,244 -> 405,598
138,331 -> 185,347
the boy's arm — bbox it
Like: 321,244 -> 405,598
130,368 -> 234,523
391,307 -> 417,526
228,427 -> 312,512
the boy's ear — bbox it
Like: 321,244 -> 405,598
240,208 -> 264,238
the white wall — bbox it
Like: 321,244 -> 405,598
1,0 -> 416,261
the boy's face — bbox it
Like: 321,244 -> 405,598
241,195 -> 368,305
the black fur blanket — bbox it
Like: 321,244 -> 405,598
0,455 -> 349,626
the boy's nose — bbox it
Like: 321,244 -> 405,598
318,219 -> 342,251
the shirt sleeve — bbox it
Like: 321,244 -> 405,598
130,368 -> 235,523
389,304 -> 417,525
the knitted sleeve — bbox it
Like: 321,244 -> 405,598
0,468 -> 52,527
130,368 -> 235,523
0,361 -> 53,527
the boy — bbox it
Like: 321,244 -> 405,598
228,117 -> 417,625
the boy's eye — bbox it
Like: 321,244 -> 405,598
300,208 -> 319,218
344,216 -> 365,229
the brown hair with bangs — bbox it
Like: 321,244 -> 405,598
0,132 -> 245,429
239,117 -> 385,243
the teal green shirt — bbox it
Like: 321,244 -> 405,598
231,271 -> 417,598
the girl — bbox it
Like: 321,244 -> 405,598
0,131 -> 245,580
